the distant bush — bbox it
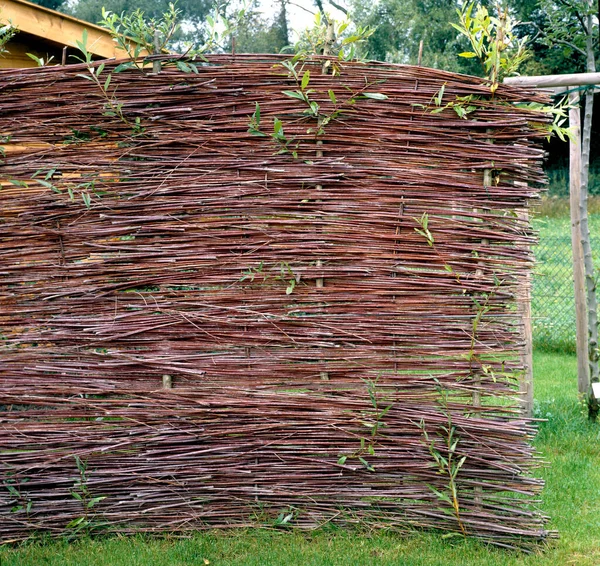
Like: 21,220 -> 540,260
545,160 -> 600,197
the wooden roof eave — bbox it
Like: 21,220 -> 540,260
0,0 -> 148,59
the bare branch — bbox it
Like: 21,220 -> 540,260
314,0 -> 329,25
287,1 -> 316,17
327,0 -> 349,16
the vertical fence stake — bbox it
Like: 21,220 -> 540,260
516,206 -> 534,417
155,30 -> 166,389
315,41 -> 334,382
472,139 -> 494,510
472,168 -> 492,411
568,92 -> 590,395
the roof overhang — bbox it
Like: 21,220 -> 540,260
0,0 -> 141,59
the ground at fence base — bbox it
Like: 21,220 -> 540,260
2,352 -> 596,566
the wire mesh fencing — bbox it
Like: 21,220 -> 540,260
532,235 -> 600,352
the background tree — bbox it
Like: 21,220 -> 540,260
27,0 -> 66,10
350,0 -> 518,74
65,0 -> 213,47
230,0 -> 289,53
511,0 -> 588,75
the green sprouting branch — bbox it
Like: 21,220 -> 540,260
417,385 -> 467,537
30,168 -> 101,209
412,84 -> 479,120
466,273 -> 504,375
26,53 -> 54,67
248,102 -> 300,158
289,11 -> 375,64
248,62 -> 388,158
451,2 -> 529,95
0,18 -> 17,56
450,3 -> 570,141
413,213 -> 461,281
418,416 -> 467,536
75,31 -> 132,128
240,261 -> 300,295
337,374 -> 393,473
66,456 -> 107,537
100,2 -> 180,65
280,59 -> 388,136
4,473 -> 33,517
515,96 -> 576,142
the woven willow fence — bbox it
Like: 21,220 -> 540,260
0,55 -> 553,548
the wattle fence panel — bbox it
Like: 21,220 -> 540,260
0,55 -> 553,548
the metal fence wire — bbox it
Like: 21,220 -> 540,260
532,235 -> 600,352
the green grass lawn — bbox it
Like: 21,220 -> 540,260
2,351 -> 598,566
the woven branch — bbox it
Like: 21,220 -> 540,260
0,55 -> 554,549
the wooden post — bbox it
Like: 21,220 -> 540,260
505,72 -> 600,88
505,73 -> 600,401
568,92 -> 590,395
518,209 -> 534,417
519,273 -> 534,416
511,179 -> 534,416
472,174 -> 490,411
472,134 -> 494,410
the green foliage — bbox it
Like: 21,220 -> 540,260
452,2 -> 529,94
0,18 -> 16,56
337,375 -> 393,473
412,212 -> 460,279
239,261 -> 300,295
0,133 -> 12,159
66,456 -> 107,538
26,52 -> 55,66
351,0 -> 476,72
248,102 -> 299,157
417,410 -> 467,537
3,473 -> 33,516
66,0 -> 212,45
291,11 -> 375,62
99,2 -> 181,60
508,0 -> 596,76
74,33 -> 133,130
545,164 -> 600,198
535,0 -> 597,72
514,97 -> 575,143
95,1 -> 251,56
412,83 -> 479,119
413,212 -> 433,246
248,56 -> 388,160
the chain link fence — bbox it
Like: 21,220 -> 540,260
532,235 -> 600,352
